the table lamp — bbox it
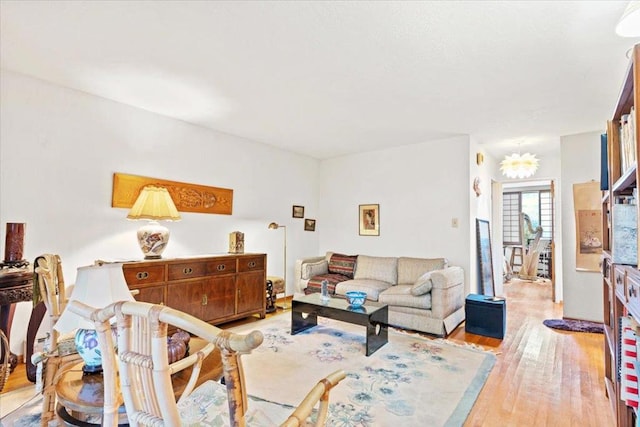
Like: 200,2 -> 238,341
127,185 -> 181,259
54,262 -> 135,374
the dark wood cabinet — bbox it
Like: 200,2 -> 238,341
202,276 -> 236,321
237,271 -> 266,314
123,254 -> 266,325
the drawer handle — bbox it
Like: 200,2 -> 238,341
217,264 -> 226,271
202,294 -> 208,306
617,275 -> 623,285
136,271 -> 149,280
630,287 -> 637,298
183,267 -> 193,275
248,261 -> 257,268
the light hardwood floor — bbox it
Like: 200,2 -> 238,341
457,279 -> 613,426
1,279 -> 614,426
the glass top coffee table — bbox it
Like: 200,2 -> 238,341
291,293 -> 388,356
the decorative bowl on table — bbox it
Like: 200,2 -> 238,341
345,291 -> 367,308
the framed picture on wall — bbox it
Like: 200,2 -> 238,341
292,205 -> 304,218
304,218 -> 316,231
359,204 -> 380,236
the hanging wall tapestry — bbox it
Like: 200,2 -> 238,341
573,181 -> 603,272
112,173 -> 233,215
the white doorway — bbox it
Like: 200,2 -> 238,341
500,179 -> 556,301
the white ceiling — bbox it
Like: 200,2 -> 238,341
1,1 -> 638,160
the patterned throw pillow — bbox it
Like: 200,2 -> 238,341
328,253 -> 357,279
411,271 -> 433,296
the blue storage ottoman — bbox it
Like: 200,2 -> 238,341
465,294 -> 506,339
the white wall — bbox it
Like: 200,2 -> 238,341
317,136 -> 473,293
0,71 -> 321,354
471,140 -> 500,295
560,130 -> 604,321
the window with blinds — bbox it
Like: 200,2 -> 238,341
503,192 -> 521,245
503,190 -> 553,244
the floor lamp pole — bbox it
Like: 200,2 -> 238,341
282,225 -> 287,295
268,222 -> 288,308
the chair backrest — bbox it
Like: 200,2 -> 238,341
70,300 -> 263,427
34,254 -> 67,352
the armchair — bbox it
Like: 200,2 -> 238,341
30,254 -> 83,426
69,299 -> 345,426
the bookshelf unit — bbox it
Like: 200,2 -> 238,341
603,43 -> 639,427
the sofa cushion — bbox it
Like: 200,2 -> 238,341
335,279 -> 392,301
397,257 -> 447,285
354,255 -> 398,284
302,260 -> 328,280
328,253 -> 357,279
410,271 -> 433,296
379,285 -> 432,310
306,273 -> 349,295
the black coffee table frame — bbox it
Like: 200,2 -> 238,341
291,293 -> 388,356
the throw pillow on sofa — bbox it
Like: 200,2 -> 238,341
411,271 -> 433,296
354,255 -> 398,284
397,257 -> 447,284
303,260 -> 328,279
328,254 -> 357,279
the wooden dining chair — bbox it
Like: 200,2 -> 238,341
30,254 -> 83,426
69,299 -> 345,427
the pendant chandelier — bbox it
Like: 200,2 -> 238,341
500,150 -> 539,179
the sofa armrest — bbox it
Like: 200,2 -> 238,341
303,260 -> 329,279
294,256 -> 327,294
430,266 -> 465,320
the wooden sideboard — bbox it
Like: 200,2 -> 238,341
122,254 -> 266,325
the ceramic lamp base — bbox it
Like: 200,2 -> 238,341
75,326 -> 117,375
82,363 -> 103,375
75,328 -> 103,375
136,220 -> 170,259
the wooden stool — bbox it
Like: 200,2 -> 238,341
509,245 -> 524,272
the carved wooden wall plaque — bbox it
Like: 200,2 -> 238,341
112,173 -> 233,215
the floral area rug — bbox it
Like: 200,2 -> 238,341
542,318 -> 604,333
230,314 -> 496,426
1,314 -> 496,427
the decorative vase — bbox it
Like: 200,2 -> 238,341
171,329 -> 191,356
75,326 -> 117,374
4,223 -> 25,264
167,337 -> 187,364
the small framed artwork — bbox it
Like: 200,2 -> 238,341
304,218 -> 316,231
292,205 -> 304,218
359,204 -> 380,236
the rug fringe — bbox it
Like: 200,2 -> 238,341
433,338 -> 501,355
389,326 -> 500,355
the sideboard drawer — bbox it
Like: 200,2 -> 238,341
123,265 -> 165,286
614,265 -> 627,301
206,258 -> 237,275
238,256 -> 265,272
168,261 -> 208,281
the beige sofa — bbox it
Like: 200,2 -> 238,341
294,252 -> 465,337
